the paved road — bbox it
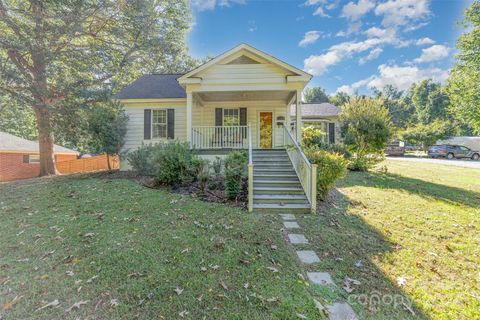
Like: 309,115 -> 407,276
386,156 -> 480,169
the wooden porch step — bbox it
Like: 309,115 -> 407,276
253,203 -> 311,213
253,186 -> 304,194
254,194 -> 308,204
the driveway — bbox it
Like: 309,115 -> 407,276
386,156 -> 480,169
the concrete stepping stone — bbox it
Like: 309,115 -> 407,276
307,272 -> 334,285
327,302 -> 358,320
280,213 -> 296,221
283,221 -> 300,229
296,250 -> 320,264
288,234 -> 308,244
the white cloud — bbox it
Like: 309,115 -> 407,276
416,37 -> 435,46
191,0 -> 245,11
299,31 -> 321,47
342,0 -> 376,21
375,0 -> 431,28
306,0 -> 338,17
337,63 -> 449,93
414,44 -> 450,63
359,48 -> 383,64
248,20 -> 257,32
336,85 -> 356,95
313,6 -> 330,17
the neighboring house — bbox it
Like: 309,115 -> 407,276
116,43 -> 324,212
291,103 -> 341,144
0,131 -> 78,182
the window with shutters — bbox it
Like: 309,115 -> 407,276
223,108 -> 240,126
152,109 -> 167,138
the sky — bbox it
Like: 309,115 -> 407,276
187,0 -> 471,95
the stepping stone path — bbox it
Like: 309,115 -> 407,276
279,213 -> 359,320
287,233 -> 308,244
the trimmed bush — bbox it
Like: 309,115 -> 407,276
152,141 -> 205,186
126,143 -> 156,176
302,126 -> 325,148
224,151 -> 248,200
304,147 -> 348,200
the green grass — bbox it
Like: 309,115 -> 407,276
299,160 -> 480,320
0,175 -> 318,319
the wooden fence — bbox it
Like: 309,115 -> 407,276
57,155 -> 119,174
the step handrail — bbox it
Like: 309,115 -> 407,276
284,127 -> 317,213
248,123 -> 254,212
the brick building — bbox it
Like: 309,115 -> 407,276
0,132 -> 78,182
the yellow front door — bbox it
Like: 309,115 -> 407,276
259,112 -> 273,149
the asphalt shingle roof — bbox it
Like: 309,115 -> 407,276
115,74 -> 186,99
0,131 -> 78,154
291,103 -> 341,117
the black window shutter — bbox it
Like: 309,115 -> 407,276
167,109 -> 175,139
328,123 -> 335,144
239,108 -> 247,126
215,108 -> 223,126
144,109 -> 151,140
23,155 -> 29,163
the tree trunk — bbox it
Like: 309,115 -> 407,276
34,107 -> 58,176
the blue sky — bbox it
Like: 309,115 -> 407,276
187,0 -> 471,95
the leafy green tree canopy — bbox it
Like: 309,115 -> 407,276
447,0 -> 480,134
410,80 -> 449,124
0,0 -> 193,175
303,87 -> 330,104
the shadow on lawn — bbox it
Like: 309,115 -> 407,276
305,190 -> 429,319
337,170 -> 480,208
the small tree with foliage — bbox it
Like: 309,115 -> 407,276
400,120 -> 454,150
87,100 -> 128,171
340,97 -> 392,171
303,87 -> 330,103
330,91 -> 350,108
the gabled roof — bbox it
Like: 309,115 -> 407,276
291,103 -> 341,118
115,74 -> 186,100
0,131 -> 78,154
178,43 -> 312,82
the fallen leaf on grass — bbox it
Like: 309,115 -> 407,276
65,271 -> 74,277
267,267 -> 279,273
2,295 -> 23,311
296,313 -> 308,319
41,250 -> 55,260
397,276 -> 407,287
313,298 -> 325,314
110,299 -> 119,307
86,275 -> 98,283
243,283 -> 249,289
174,287 -> 184,295
220,281 -> 228,290
266,297 -> 279,303
179,310 -> 189,317
83,233 -> 95,238
35,299 -> 60,312
65,300 -> 88,313
342,277 -> 361,293
355,260 -> 364,268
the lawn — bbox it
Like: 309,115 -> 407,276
1,161 -> 479,320
299,160 -> 480,320
0,175 -> 317,319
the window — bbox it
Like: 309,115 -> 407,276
152,109 -> 167,138
23,154 -> 40,163
223,108 -> 239,126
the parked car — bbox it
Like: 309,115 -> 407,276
385,140 -> 405,156
428,145 -> 480,160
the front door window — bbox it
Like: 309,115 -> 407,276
259,112 -> 273,149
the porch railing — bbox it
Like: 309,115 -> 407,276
192,126 -> 249,149
284,127 -> 317,213
247,123 -> 253,213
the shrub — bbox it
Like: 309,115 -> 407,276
302,126 -> 325,148
348,154 -> 383,172
224,151 -> 247,200
127,143 -> 156,176
304,147 -> 348,200
340,97 -> 392,171
152,141 -> 205,186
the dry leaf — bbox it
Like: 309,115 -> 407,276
267,267 -> 279,273
110,299 -> 119,307
35,299 -> 60,312
65,271 -> 74,277
397,276 -> 407,287
2,295 -> 23,311
179,310 -> 189,317
83,233 -> 95,238
220,281 -> 228,290
86,275 -> 98,283
65,300 -> 88,313
174,287 -> 184,295
296,313 -> 308,319
243,283 -> 249,289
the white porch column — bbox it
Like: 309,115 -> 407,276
285,101 -> 291,138
186,91 -> 193,148
295,89 -> 302,142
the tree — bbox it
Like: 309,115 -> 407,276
340,97 -> 392,171
373,85 -> 415,129
410,80 -> 449,124
400,120 -> 455,150
447,0 -> 480,134
87,100 -> 128,171
0,0 -> 193,176
329,91 -> 350,108
303,87 -> 330,103
0,95 -> 37,139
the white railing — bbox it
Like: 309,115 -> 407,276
284,127 -> 317,213
247,123 -> 253,213
192,126 -> 248,149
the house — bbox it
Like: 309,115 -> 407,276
117,43 -> 329,213
291,103 -> 341,144
0,131 -> 78,182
